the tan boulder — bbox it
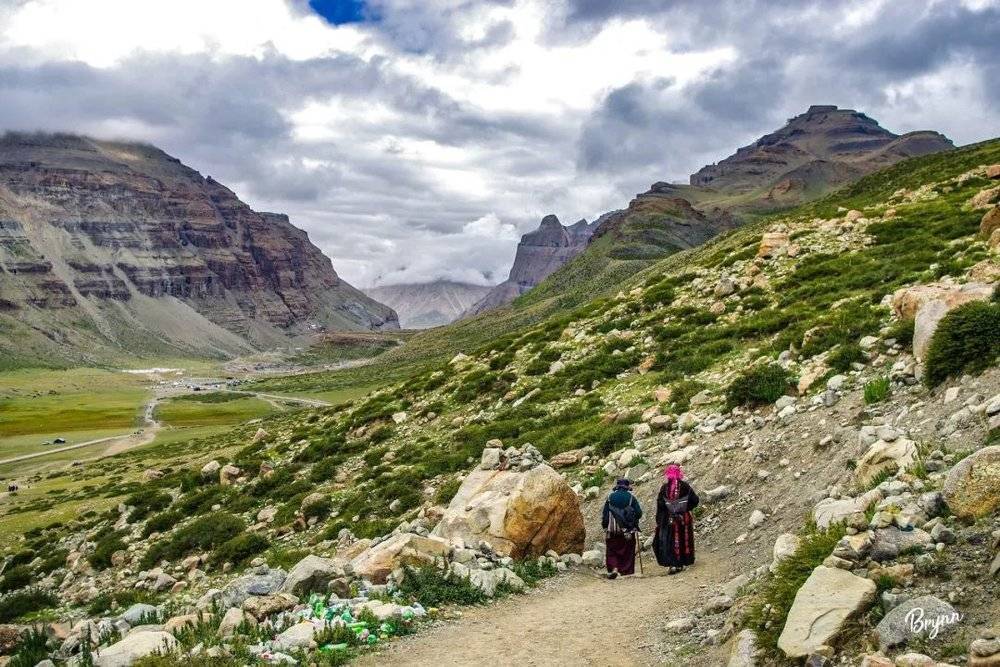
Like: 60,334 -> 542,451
856,438 -> 918,486
758,231 -> 791,258
942,446 -> 1000,519
890,282 -> 994,359
432,464 -> 585,558
971,186 -> 1000,209
777,566 -> 876,658
242,593 -> 298,620
986,164 -> 1000,179
982,207 -> 1000,239
219,464 -> 241,486
968,259 -> 1000,283
990,228 -> 1000,250
349,533 -> 451,584
94,631 -> 177,667
549,449 -> 586,469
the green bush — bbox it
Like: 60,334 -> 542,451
142,513 -> 244,568
302,496 -> 332,521
0,588 -> 58,623
864,376 -> 892,405
924,301 -> 1000,386
7,549 -> 35,568
9,626 -> 49,667
0,565 -> 31,593
89,530 -> 126,570
125,491 -> 173,522
725,364 -> 792,409
211,532 -> 269,568
35,548 -> 68,576
143,511 -> 182,538
398,565 -> 488,606
434,478 -> 462,505
827,343 -> 866,373
886,318 -> 915,349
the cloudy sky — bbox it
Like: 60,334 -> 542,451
0,0 -> 998,288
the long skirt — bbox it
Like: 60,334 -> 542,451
654,514 -> 695,567
605,533 -> 636,575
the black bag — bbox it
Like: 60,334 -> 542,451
663,496 -> 689,515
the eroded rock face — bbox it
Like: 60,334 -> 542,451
778,566 -> 876,658
432,464 -> 585,558
0,133 -> 397,362
943,446 -> 1000,519
464,215 -> 597,316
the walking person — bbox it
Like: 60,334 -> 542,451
653,464 -> 699,574
601,478 -> 642,579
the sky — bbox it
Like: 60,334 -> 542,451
0,0 -> 998,288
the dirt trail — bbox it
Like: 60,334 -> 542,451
357,553 -> 729,667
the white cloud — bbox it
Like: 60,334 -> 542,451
0,0 -> 997,289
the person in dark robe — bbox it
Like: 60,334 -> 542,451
654,464 -> 699,574
601,478 -> 642,579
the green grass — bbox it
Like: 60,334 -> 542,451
0,367 -> 150,457
863,377 -> 892,404
155,395 -> 279,427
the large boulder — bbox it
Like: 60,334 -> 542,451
777,566 -> 876,659
349,533 -> 451,584
728,628 -> 760,667
280,555 -> 343,597
813,489 -> 882,530
216,567 -> 286,609
874,595 -> 958,650
870,527 -> 932,562
432,464 -> 585,558
942,446 -> 1000,519
855,439 -> 918,486
891,282 -> 994,359
94,631 -> 177,667
982,207 -> 1000,240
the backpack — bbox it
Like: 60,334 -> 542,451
606,494 -> 639,535
662,496 -> 689,515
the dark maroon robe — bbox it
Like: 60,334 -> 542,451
605,533 -> 636,575
653,480 -> 699,567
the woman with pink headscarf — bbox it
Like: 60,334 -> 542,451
653,464 -> 700,574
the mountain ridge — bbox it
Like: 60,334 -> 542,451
365,280 -> 493,328
0,132 -> 398,365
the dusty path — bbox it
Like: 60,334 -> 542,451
357,553 -> 727,667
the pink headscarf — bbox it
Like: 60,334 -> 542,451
664,464 -> 684,481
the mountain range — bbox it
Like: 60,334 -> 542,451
0,133 -> 396,365
365,280 -> 493,329
465,105 -> 953,315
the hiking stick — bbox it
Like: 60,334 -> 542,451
636,531 -> 643,575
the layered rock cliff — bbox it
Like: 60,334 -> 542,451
464,215 -> 598,316
0,133 -> 397,362
365,280 -> 493,328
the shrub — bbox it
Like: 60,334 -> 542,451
725,364 -> 792,409
302,496 -> 332,521
125,491 -> 173,522
9,626 -> 49,667
863,376 -> 892,404
924,301 -> 1000,386
141,513 -> 244,568
211,533 -> 269,568
886,318 -> 915,349
0,588 -> 58,623
89,531 -> 126,570
0,565 -> 31,593
7,549 -> 35,568
35,548 -> 68,576
397,565 -> 488,606
669,379 -> 707,413
434,478 -> 462,505
143,511 -> 182,538
827,343 -> 866,373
